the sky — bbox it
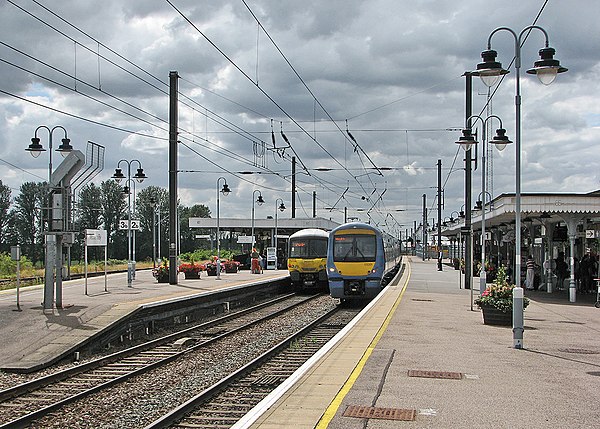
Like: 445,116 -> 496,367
1,0 -> 599,237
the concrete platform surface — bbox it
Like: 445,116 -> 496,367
245,256 -> 600,429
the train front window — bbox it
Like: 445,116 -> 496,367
290,238 -> 327,259
333,234 -> 376,262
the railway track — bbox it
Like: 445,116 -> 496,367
0,292 -> 321,429
145,307 -> 361,429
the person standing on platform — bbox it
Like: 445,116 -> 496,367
526,255 -> 535,290
251,248 -> 261,274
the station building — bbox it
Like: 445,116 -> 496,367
440,190 -> 600,302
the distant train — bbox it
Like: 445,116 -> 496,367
287,229 -> 329,292
327,222 -> 399,302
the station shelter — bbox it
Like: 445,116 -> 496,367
440,191 -> 600,303
188,216 -> 339,269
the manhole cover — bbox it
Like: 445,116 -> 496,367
408,369 -> 463,379
558,348 -> 599,355
343,405 -> 416,421
411,298 -> 434,302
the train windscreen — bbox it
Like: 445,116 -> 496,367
333,234 -> 377,262
289,238 -> 328,259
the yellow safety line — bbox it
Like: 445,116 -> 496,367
316,259 -> 412,428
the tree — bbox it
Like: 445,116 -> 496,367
180,204 -> 211,253
74,183 -> 104,261
0,180 -> 11,253
12,182 -> 46,262
100,180 -> 128,259
135,186 -> 169,261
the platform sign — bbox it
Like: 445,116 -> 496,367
238,236 -> 254,244
119,219 -> 140,230
84,229 -> 108,295
266,246 -> 277,270
85,229 -> 107,246
585,230 -> 598,239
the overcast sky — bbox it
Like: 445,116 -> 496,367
1,0 -> 599,235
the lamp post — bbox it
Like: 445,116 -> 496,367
472,25 -> 567,348
273,198 -> 286,252
149,197 -> 157,269
251,190 -> 264,251
216,177 -> 231,280
26,125 -> 73,310
457,115 -> 511,295
112,160 -> 146,287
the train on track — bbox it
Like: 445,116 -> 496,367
326,222 -> 400,302
287,228 -> 330,292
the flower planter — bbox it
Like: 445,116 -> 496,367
481,306 -> 512,326
225,267 -> 238,274
206,268 -> 217,276
184,272 -> 201,279
156,275 -> 169,283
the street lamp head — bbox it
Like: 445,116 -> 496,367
26,137 -> 46,158
134,167 -> 147,183
455,129 -> 478,152
56,137 -> 73,157
490,128 -> 512,152
256,194 -> 265,206
221,183 -> 231,196
278,202 -> 286,212
122,185 -> 130,195
112,168 -> 125,183
526,46 -> 568,85
473,49 -> 510,87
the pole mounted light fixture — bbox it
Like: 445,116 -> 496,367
112,159 -> 147,287
471,25 -> 568,349
474,36 -> 567,87
216,177 -> 230,280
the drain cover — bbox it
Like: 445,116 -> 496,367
408,369 -> 463,379
343,405 -> 416,421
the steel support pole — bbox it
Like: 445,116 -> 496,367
168,71 -> 179,284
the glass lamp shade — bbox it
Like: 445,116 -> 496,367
526,47 -> 568,86
455,129 -> 478,152
26,137 -> 45,158
490,128 -> 512,152
221,183 -> 231,196
134,168 -> 147,183
473,49 -> 510,87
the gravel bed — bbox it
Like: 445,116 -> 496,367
0,293 -> 296,392
25,295 -> 337,429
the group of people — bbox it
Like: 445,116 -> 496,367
526,251 -> 598,293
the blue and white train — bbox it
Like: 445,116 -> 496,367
326,222 -> 400,302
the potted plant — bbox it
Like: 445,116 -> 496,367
205,256 -> 222,276
178,262 -> 204,279
475,265 -> 529,326
223,259 -> 240,273
152,260 -> 169,283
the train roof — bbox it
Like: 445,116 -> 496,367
289,228 -> 329,239
330,221 -> 382,234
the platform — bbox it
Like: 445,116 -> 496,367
240,256 -> 600,429
0,268 -> 289,372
